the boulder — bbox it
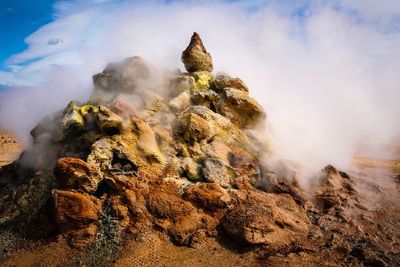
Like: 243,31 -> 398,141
147,181 -> 217,245
131,117 -> 166,165
146,182 -> 195,219
219,88 -> 266,128
174,112 -> 212,144
97,106 -> 124,135
59,102 -> 85,137
52,190 -> 101,247
169,91 -> 191,112
191,90 -> 220,111
87,137 -> 116,170
181,157 -> 201,181
222,190 -> 310,249
54,157 -> 102,194
168,75 -> 195,98
183,183 -> 231,212
213,73 -> 248,92
190,71 -> 213,91
181,32 -> 213,73
56,102 -> 101,140
314,165 -> 358,212
202,158 -> 235,188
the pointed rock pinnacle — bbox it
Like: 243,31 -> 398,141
181,32 -> 213,73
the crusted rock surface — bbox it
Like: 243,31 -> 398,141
1,33 -> 399,266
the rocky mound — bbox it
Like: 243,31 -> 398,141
1,33 -> 399,266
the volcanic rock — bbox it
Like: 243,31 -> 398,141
97,106 -> 124,135
183,182 -> 231,212
181,32 -> 213,73
213,73 -> 249,92
202,158 -> 234,188
222,190 -> 310,249
52,190 -> 101,247
219,88 -> 266,128
168,74 -> 195,98
0,32 -> 398,267
314,165 -> 358,212
168,91 -> 191,112
54,157 -> 102,194
190,71 -> 214,91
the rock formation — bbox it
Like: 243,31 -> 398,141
182,32 -> 213,72
0,33 -> 399,266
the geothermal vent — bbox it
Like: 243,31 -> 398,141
0,33 -> 398,266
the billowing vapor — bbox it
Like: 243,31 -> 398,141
0,0 -> 399,178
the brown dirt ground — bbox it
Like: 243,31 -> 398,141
0,131 -> 22,167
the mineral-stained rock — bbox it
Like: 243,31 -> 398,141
213,73 -> 249,92
55,102 -> 101,141
167,212 -> 217,245
168,74 -> 195,98
266,181 -> 311,209
58,102 -> 85,138
147,184 -> 194,219
174,112 -> 211,144
131,117 -> 166,165
181,157 -> 201,181
52,190 -> 101,247
183,182 -> 231,212
146,180 -> 218,245
222,190 -> 310,249
183,105 -> 251,148
54,157 -> 102,194
181,32 -> 213,73
202,158 -> 235,188
190,71 -> 213,91
169,91 -> 191,112
314,165 -> 358,212
191,90 -> 220,111
87,137 -> 116,170
97,106 -> 124,135
219,88 -> 266,128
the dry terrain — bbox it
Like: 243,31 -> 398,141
0,131 -> 21,167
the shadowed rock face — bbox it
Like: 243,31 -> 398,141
181,32 -> 213,73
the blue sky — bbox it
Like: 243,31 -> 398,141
0,0 -> 400,89
0,0 -> 55,71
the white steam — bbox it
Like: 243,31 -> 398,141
0,0 -> 399,174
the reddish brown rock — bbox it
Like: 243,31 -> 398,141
183,183 -> 231,212
54,157 -> 102,194
222,190 -> 310,249
52,190 -> 101,247
147,183 -> 194,219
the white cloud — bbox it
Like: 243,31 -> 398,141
0,0 -> 399,178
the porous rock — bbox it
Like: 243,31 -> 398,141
213,73 -> 249,92
54,157 -> 102,194
222,190 -> 310,249
181,32 -> 213,73
52,190 -> 101,247
219,88 -> 266,128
